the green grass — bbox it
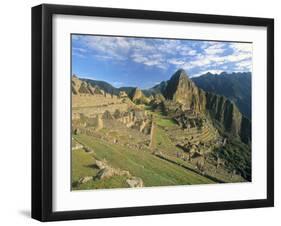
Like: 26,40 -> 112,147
72,148 -> 129,190
78,176 -> 129,190
154,126 -> 178,154
148,109 -> 179,152
156,117 -> 177,127
72,134 -> 214,189
72,148 -> 99,183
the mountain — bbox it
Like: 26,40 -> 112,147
81,78 -> 139,98
192,72 -> 251,119
81,78 -> 119,95
72,75 -> 104,95
146,81 -> 168,96
160,69 -> 251,143
118,87 -> 136,96
164,69 -> 206,113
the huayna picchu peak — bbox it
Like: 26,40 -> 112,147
164,69 -> 206,113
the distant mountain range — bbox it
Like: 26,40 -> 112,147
82,78 -> 136,97
192,72 -> 251,119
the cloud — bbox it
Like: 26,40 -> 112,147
72,51 -> 86,58
72,35 -> 252,75
168,58 -> 186,65
204,43 -> 226,55
72,47 -> 88,58
181,41 -> 252,74
187,50 -> 197,56
112,81 -> 124,87
231,43 -> 252,53
74,36 -> 130,60
233,59 -> 252,71
73,47 -> 87,53
131,53 -> 167,70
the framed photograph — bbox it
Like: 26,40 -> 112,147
32,4 -> 274,221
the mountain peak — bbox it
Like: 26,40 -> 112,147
163,69 -> 206,112
130,87 -> 149,104
170,68 -> 189,80
176,68 -> 186,74
165,69 -> 192,100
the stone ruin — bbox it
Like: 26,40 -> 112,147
111,109 -> 152,134
72,112 -> 81,120
73,108 -> 153,136
174,112 -> 205,130
119,91 -> 128,98
149,119 -> 156,149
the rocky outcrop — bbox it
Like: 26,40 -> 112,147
94,159 -> 131,180
130,88 -> 149,104
131,88 -> 143,100
96,167 -> 116,180
126,177 -> 144,188
95,160 -> 107,169
78,176 -> 93,184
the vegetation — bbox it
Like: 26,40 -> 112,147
213,139 -> 251,181
155,117 -> 177,127
72,134 -> 214,190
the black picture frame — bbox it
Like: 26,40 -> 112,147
32,3 -> 274,222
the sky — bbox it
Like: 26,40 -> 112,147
72,34 -> 252,89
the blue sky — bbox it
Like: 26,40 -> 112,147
72,34 -> 252,89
